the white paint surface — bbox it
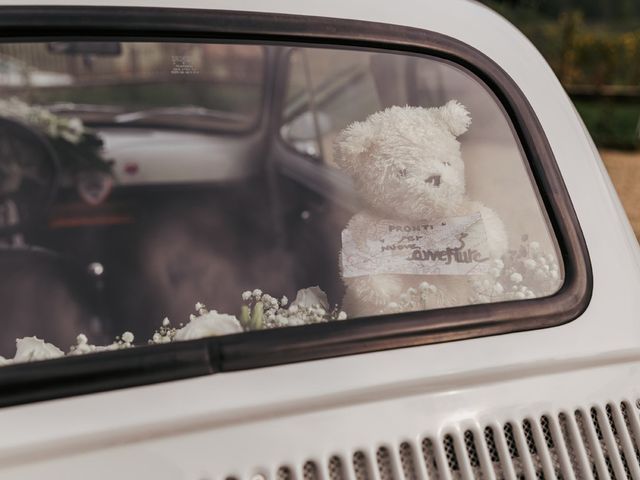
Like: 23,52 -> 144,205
0,1 -> 638,478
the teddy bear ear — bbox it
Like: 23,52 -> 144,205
437,99 -> 471,136
333,119 -> 375,171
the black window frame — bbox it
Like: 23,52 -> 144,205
0,6 -> 592,408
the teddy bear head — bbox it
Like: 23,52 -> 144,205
334,101 -> 471,221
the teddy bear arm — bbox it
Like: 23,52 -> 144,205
345,213 -> 376,247
343,274 -> 405,315
477,205 -> 508,259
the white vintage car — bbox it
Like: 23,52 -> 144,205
0,1 -> 634,479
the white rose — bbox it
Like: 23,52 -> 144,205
13,337 -> 64,363
67,117 -> 84,135
60,128 -> 82,144
292,286 -> 329,310
174,311 -> 242,341
121,331 -> 134,344
0,356 -> 12,366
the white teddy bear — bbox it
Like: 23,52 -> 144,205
334,101 -> 508,316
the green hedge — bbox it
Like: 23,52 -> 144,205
484,3 -> 640,149
574,100 -> 640,150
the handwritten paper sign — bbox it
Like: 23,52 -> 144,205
341,212 -> 491,278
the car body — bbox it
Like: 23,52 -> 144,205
0,1 -> 637,480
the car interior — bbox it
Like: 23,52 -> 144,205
0,41 -> 560,357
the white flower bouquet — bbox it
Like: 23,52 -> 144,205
0,97 -> 112,174
471,235 -> 562,304
0,286 -> 347,366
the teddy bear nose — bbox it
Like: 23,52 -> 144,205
425,175 -> 441,187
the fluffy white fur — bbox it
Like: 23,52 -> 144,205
335,101 -> 508,316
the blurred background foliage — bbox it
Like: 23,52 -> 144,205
483,0 -> 640,150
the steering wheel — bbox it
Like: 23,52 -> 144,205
0,117 -> 59,239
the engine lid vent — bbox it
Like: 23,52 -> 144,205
240,400 -> 640,480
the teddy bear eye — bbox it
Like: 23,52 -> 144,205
398,168 -> 408,177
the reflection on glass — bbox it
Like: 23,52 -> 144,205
0,41 -> 561,365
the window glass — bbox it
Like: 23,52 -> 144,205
0,41 -> 562,365
0,42 -> 264,131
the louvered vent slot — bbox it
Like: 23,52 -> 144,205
376,447 -> 395,480
399,442 -> 418,480
240,398 -> 640,480
558,411 -> 584,478
443,434 -> 462,478
540,415 -> 563,479
503,422 -> 526,478
328,456 -> 345,480
621,401 -> 640,465
303,461 -> 319,480
422,438 -> 441,479
589,407 -> 618,479
522,419 -> 545,478
575,409 -> 601,479
604,405 -> 632,479
277,466 -> 295,480
463,430 -> 484,479
353,451 -> 372,480
484,426 -> 506,479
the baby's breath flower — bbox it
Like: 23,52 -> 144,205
241,291 -> 252,301
510,272 -> 523,283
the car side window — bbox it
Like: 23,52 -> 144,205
0,40 -> 566,367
